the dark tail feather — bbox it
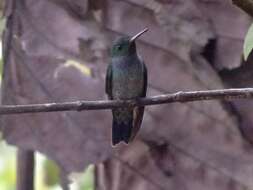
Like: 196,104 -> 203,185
112,109 -> 133,146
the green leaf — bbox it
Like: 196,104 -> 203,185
43,159 -> 60,187
0,142 -> 17,190
243,23 -> 253,60
69,165 -> 94,190
79,165 -> 94,190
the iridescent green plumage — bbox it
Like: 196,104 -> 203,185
106,29 -> 148,146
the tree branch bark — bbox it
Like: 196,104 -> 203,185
232,0 -> 253,17
0,88 -> 253,115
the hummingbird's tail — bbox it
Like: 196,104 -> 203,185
112,108 -> 133,146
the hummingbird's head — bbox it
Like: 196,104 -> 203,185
111,28 -> 148,57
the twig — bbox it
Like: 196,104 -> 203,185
0,88 -> 253,115
232,0 -> 253,17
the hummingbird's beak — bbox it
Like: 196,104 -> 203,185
130,28 -> 148,43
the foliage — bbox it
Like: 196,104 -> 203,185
69,165 -> 94,190
36,153 -> 94,190
35,153 -> 61,190
0,141 -> 94,190
0,142 -> 16,190
243,23 -> 253,60
43,159 -> 60,187
0,4 -> 94,190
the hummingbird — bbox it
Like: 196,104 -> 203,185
106,28 -> 148,146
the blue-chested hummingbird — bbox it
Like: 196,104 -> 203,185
106,28 -> 148,146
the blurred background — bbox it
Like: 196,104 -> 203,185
1,0 -> 253,190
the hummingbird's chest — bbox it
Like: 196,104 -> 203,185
112,57 -> 144,99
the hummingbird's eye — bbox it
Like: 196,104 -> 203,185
116,45 -> 122,51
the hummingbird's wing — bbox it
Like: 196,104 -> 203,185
105,64 -> 113,100
142,63 -> 148,97
131,62 -> 147,141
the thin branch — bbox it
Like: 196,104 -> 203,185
0,88 -> 253,115
232,0 -> 253,17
